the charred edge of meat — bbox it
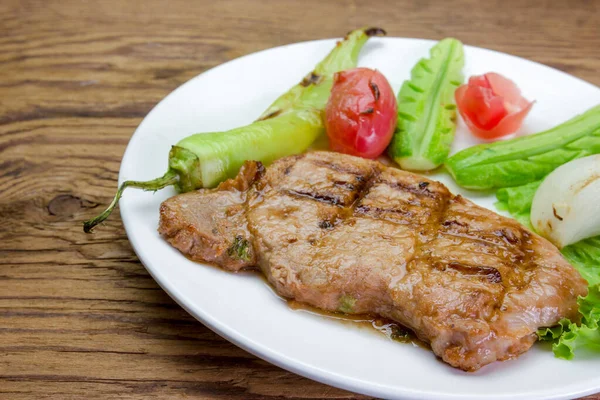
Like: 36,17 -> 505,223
360,107 -> 374,115
364,27 -> 387,37
227,236 -> 251,261
369,81 -> 380,101
254,162 -> 266,181
258,109 -> 282,121
287,189 -> 344,206
419,181 -> 430,189
218,161 -> 265,192
239,162 -> 265,191
300,72 -> 322,87
441,261 -> 503,284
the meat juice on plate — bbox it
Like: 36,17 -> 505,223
286,299 -> 426,347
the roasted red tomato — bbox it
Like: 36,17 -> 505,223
455,72 -> 533,140
325,68 -> 397,159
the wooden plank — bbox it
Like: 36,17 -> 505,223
1,0 -> 598,398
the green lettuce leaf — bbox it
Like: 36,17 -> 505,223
495,180 -> 541,228
446,105 -> 600,190
550,286 -> 600,359
388,38 -> 464,171
496,182 -> 600,359
537,319 -> 569,341
562,237 -> 600,287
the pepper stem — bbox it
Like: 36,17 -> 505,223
83,170 -> 179,233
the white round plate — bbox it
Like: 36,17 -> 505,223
118,37 -> 600,400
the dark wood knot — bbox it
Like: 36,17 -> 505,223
47,194 -> 98,217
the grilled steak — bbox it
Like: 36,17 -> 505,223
158,151 -> 587,371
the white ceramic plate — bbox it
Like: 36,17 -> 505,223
119,37 -> 600,400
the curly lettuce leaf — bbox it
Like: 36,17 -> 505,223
580,284 -> 600,322
553,323 -> 600,359
537,319 -> 569,341
548,286 -> 600,359
496,182 -> 600,359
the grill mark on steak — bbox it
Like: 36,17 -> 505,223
442,219 -> 467,228
437,221 -> 527,273
286,189 -> 346,206
435,261 -> 503,284
158,151 -> 588,372
280,157 -> 376,208
494,228 -> 521,245
347,168 -> 381,208
355,204 -> 414,217
381,179 -> 438,199
333,180 -> 356,190
439,215 -> 521,251
309,158 -> 371,177
513,229 -> 533,273
440,230 -> 514,249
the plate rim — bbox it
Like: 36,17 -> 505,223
118,36 -> 600,400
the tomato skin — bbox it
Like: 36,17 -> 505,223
325,68 -> 397,159
455,73 -> 533,140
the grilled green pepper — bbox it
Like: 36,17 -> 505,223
83,27 -> 384,232
388,38 -> 464,171
446,104 -> 600,190
258,27 -> 385,120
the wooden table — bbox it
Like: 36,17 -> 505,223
1,0 -> 598,398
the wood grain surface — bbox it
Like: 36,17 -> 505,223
1,0 -> 599,398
